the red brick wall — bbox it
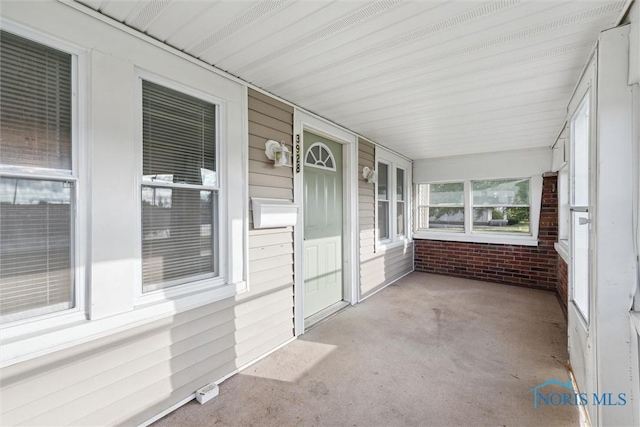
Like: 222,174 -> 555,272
557,255 -> 568,308
414,175 -> 558,291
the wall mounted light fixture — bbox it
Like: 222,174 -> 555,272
265,140 -> 292,167
362,166 -> 377,183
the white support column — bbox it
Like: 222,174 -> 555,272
594,24 -> 638,427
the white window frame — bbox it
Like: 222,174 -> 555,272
0,18 -> 248,367
0,21 -> 88,330
414,176 -> 542,246
470,178 -> 532,235
134,70 -> 229,305
376,159 -> 392,243
416,181 -> 466,233
396,166 -> 407,238
569,92 -> 591,322
375,148 -> 412,251
304,142 -> 337,171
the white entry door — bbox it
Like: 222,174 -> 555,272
303,131 -> 343,318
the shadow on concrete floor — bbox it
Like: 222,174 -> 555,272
154,272 -> 579,427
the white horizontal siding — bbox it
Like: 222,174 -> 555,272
358,138 -> 414,298
0,89 -> 295,426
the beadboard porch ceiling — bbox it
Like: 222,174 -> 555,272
72,0 -> 624,159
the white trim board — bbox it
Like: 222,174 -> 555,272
137,336 -> 297,427
359,268 -> 415,303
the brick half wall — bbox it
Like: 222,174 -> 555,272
414,174 -> 558,291
557,255 -> 568,308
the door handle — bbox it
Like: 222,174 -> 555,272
578,217 -> 590,225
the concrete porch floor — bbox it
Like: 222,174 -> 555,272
154,272 -> 579,427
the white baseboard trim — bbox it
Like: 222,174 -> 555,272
359,268 -> 415,303
138,393 -> 196,427
215,336 -> 297,385
138,335 -> 297,427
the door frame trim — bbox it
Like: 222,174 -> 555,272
293,110 -> 359,336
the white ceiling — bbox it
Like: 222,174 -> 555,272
74,0 -> 624,159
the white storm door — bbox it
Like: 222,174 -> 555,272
303,131 -> 343,318
567,57 -> 596,426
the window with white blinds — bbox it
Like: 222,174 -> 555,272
0,30 -> 76,324
141,80 -> 218,293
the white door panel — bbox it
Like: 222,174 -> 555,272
303,131 -> 343,318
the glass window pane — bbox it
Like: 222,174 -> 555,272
0,30 -> 72,171
419,206 -> 464,231
571,96 -> 590,206
325,157 -> 333,169
0,178 -> 74,323
472,207 -> 530,233
142,186 -> 215,292
396,169 -> 404,201
142,81 -> 216,186
378,200 -> 389,239
311,146 -> 321,162
559,168 -> 570,241
426,182 -> 464,206
472,179 -> 529,206
397,201 -> 405,236
377,162 -> 388,199
572,211 -> 589,320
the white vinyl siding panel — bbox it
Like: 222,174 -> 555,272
358,139 -> 413,298
0,89 -> 295,427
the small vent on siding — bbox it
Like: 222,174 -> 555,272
268,0 -> 520,90
189,0 -> 290,58
127,0 -> 173,32
234,0 -> 402,75
296,2 -> 623,101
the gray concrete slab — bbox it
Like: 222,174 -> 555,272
154,272 -> 579,427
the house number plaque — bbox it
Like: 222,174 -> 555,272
295,134 -> 301,173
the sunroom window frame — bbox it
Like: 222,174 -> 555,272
134,71 -> 228,304
416,181 -> 466,233
414,176 -> 541,246
0,22 -> 87,329
470,177 -> 532,236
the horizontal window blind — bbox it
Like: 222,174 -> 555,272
142,80 -> 215,186
0,30 -> 72,171
141,80 -> 218,292
0,31 -> 75,324
0,178 -> 74,323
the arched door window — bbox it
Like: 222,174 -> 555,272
304,142 -> 336,171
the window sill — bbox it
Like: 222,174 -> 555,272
0,280 -> 247,368
555,241 -> 570,264
376,237 -> 412,253
413,231 -> 538,246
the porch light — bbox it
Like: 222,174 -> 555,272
265,139 -> 292,167
362,166 -> 377,183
